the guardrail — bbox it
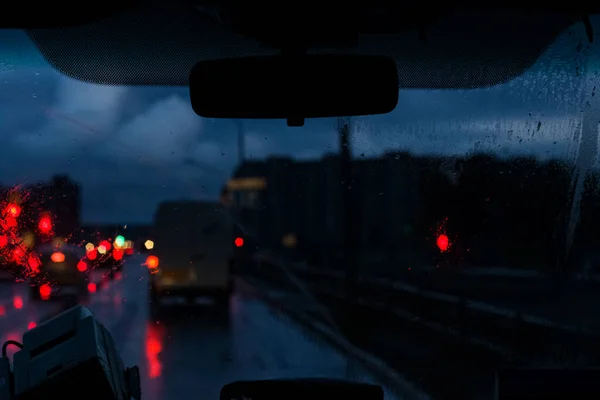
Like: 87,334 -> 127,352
239,257 -> 600,365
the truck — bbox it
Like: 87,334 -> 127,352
148,201 -> 235,319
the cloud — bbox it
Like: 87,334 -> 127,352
351,115 -> 580,160
13,75 -> 129,157
1,24 -> 598,223
52,78 -> 127,129
82,181 -> 203,224
0,65 -> 217,222
109,94 -> 202,164
187,141 -> 234,177
240,119 -> 339,161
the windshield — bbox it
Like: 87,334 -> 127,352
1,15 -> 600,400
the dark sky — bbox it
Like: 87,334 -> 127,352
0,20 -> 598,224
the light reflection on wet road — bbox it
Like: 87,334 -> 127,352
0,255 -> 402,400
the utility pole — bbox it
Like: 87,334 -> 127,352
338,117 -> 357,337
233,119 -> 245,165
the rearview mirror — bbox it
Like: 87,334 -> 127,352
220,378 -> 384,400
189,55 -> 398,126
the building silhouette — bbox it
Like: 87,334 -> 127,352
227,152 -> 600,275
227,152 -> 427,266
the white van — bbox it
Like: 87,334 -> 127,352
149,201 -> 234,317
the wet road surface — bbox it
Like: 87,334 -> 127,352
0,255 -> 404,400
386,268 -> 600,330
289,263 -> 600,331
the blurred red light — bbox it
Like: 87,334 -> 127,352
38,215 -> 52,234
27,321 -> 36,330
13,296 -> 23,309
27,256 -> 40,273
100,240 -> 112,251
0,236 -> 7,248
77,260 -> 87,272
437,234 -> 449,252
39,284 -> 51,299
11,247 -> 25,262
87,248 -> 97,260
145,324 -> 163,378
4,216 -> 17,229
112,249 -> 124,261
6,203 -> 21,218
87,282 -> 97,293
234,237 -> 244,247
50,252 -> 65,263
145,255 -> 159,269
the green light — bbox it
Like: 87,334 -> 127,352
115,235 -> 125,248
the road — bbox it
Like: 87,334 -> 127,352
286,261 -> 600,332
0,254 -> 403,400
242,264 -> 501,400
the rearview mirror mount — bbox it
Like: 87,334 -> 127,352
189,54 -> 399,127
